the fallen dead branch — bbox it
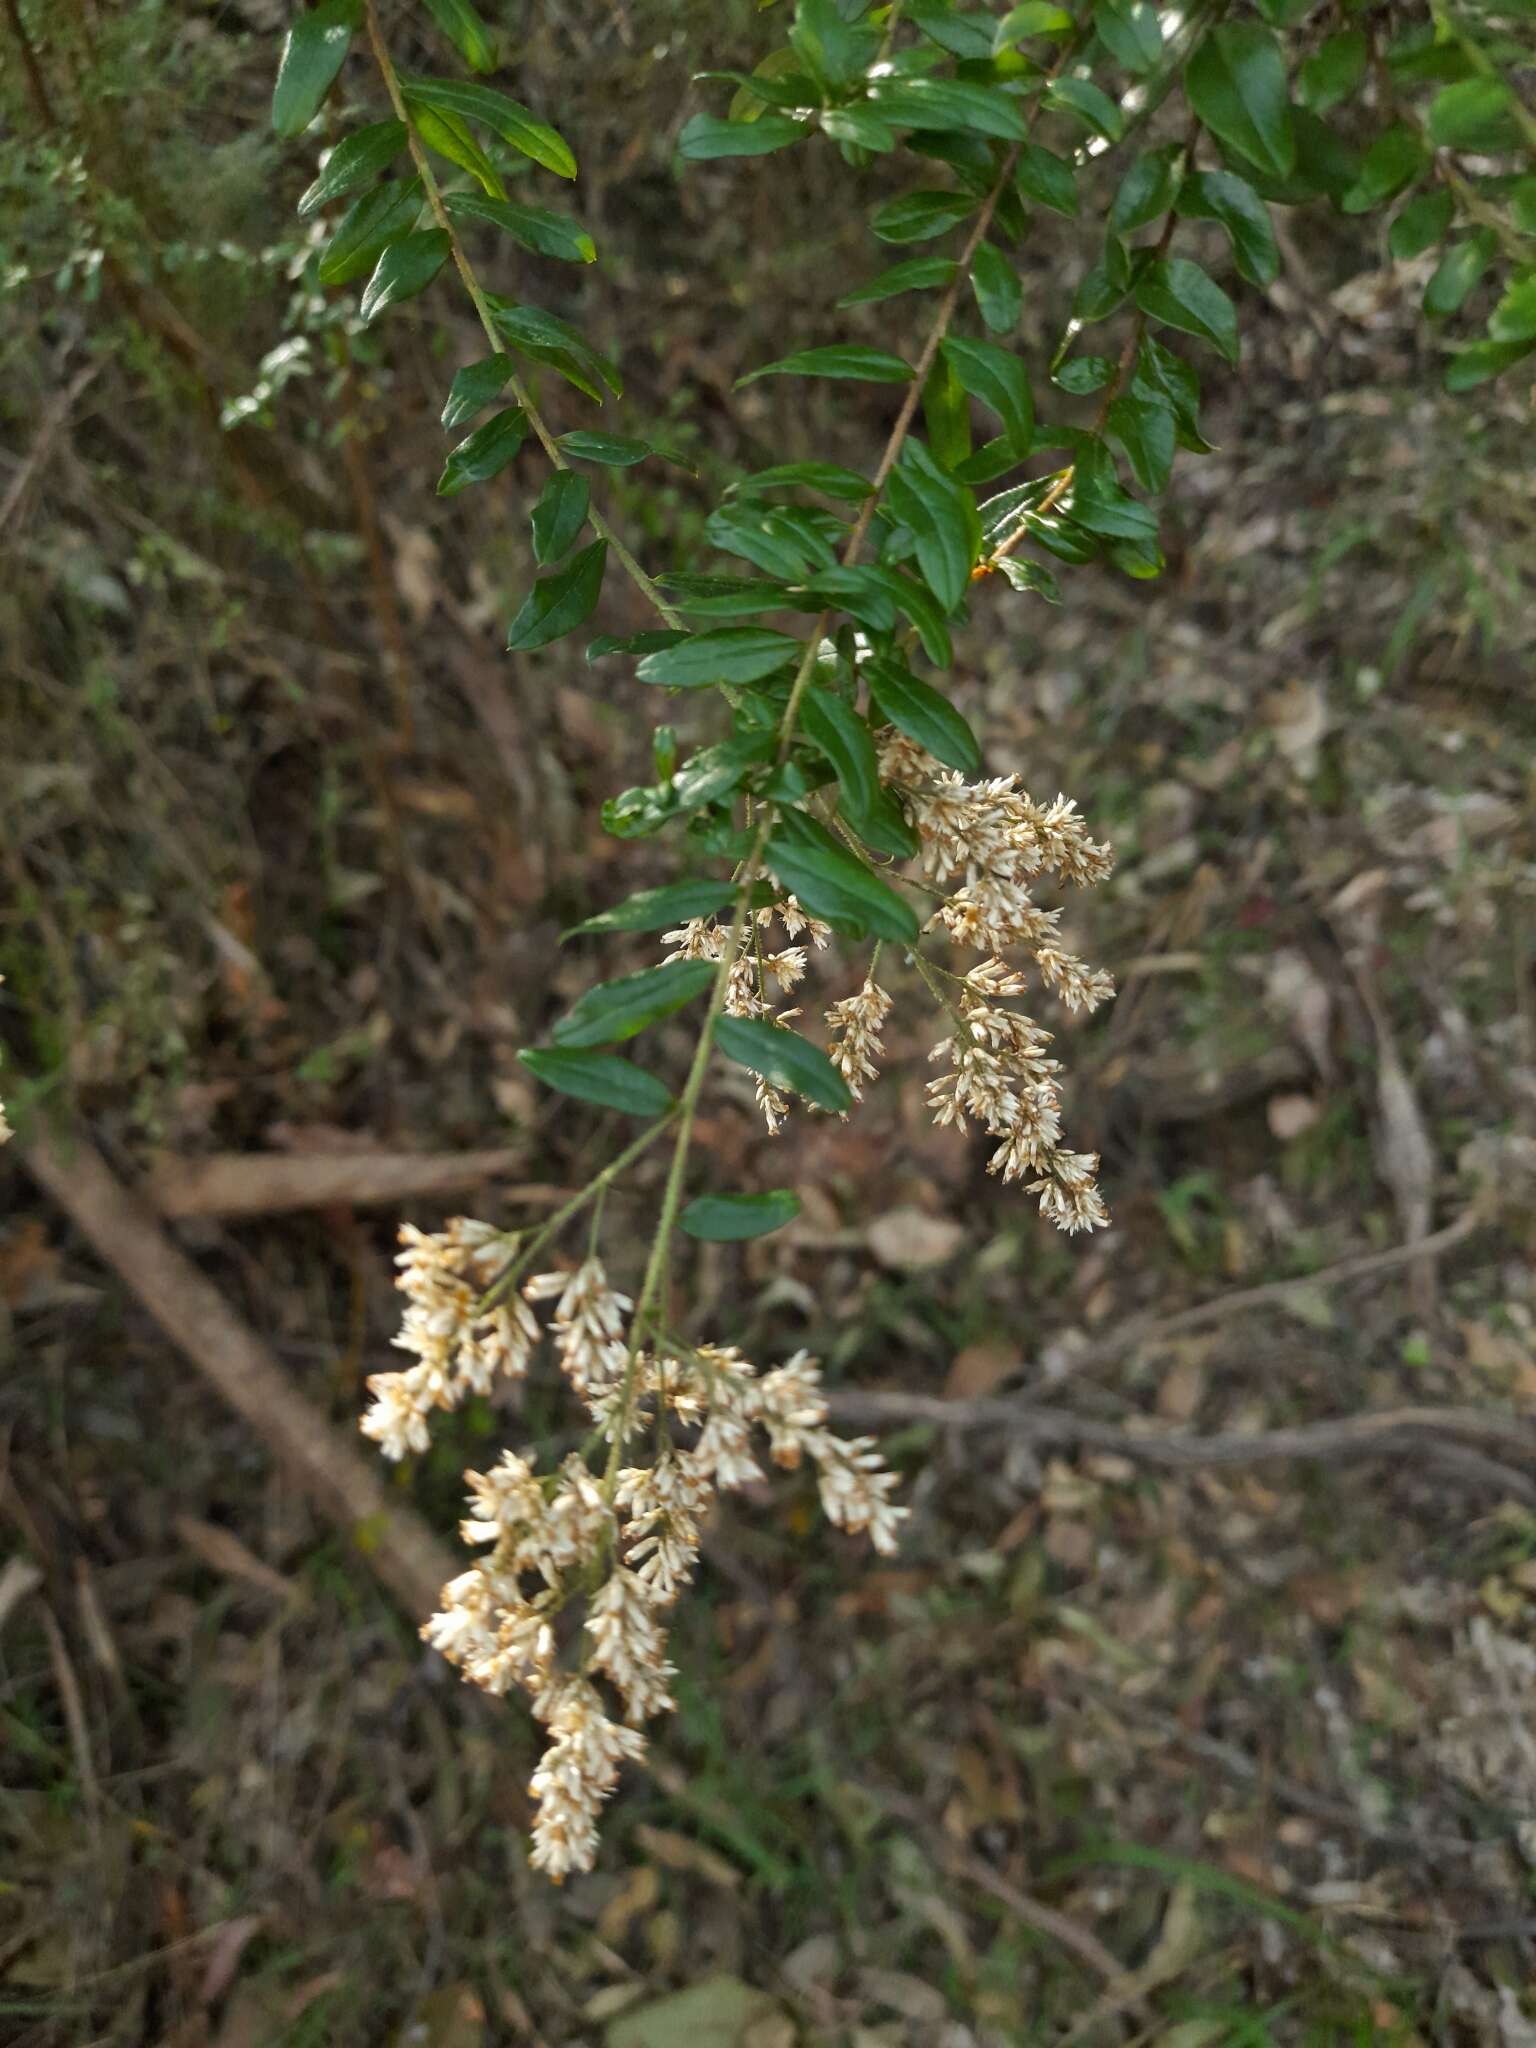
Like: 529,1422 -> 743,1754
146,1147 -> 569,1220
22,1129 -> 457,1618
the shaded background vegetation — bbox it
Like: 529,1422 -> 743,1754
2,2 -> 1535,2042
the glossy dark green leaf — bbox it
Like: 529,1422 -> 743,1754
705,503 -> 833,579
801,684 -> 881,825
679,1188 -> 803,1241
923,354 -> 972,472
767,816 -> 919,942
1055,353 -> 1115,394
1444,337 -> 1536,390
566,878 -> 735,938
551,957 -> 715,1048
678,112 -> 808,159
860,565 -> 954,667
1043,76 -> 1124,142
272,0 -> 360,138
1015,143 -> 1078,217
1428,77 -> 1517,150
872,189 -> 976,243
907,0 -> 997,58
715,1015 -> 854,1113
506,540 -> 607,653
413,103 -> 506,196
970,242 -> 1022,334
589,630 -> 688,663
1095,0 -> 1163,76
637,629 -> 802,688
1388,187 -> 1454,262
530,472 -> 590,563
1134,257 -> 1239,363
867,77 -> 1030,141
672,732 -> 777,809
401,75 -> 576,179
491,301 -> 622,404
1186,22 -> 1295,179
791,0 -> 878,88
839,256 -> 958,308
735,463 -> 872,502
1108,147 -> 1182,235
1073,238 -> 1133,324
885,441 -> 981,612
1424,231 -> 1497,318
297,121 -> 406,216
1297,29 -> 1367,114
1106,390 -> 1176,492
802,565 -> 898,632
441,354 -> 514,433
422,0 -> 495,71
437,405 -> 528,496
737,345 -> 913,387
994,555 -> 1061,602
1068,443 -> 1160,546
359,229 -> 449,322
865,655 -> 981,775
1135,335 -> 1211,452
662,575 -> 799,620
446,190 -> 595,263
1340,126 -> 1426,213
557,431 -> 650,466
317,179 -> 422,286
822,105 -> 898,152
518,1047 -> 674,1116
941,336 -> 1033,456
1175,169 -> 1278,286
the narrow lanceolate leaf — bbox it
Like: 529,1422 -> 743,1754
941,336 -> 1033,457
872,189 -> 976,243
867,77 -> 1031,142
551,958 -> 716,1049
678,112 -> 808,158
885,441 -> 982,613
1043,76 -> 1124,142
401,75 -> 576,179
413,104 -> 506,197
566,878 -> 735,939
1106,390 -> 1177,493
272,0 -> 360,138
491,302 -> 622,404
1175,170 -> 1278,288
1444,337 -> 1536,391
970,243 -> 1022,334
800,684 -> 881,827
715,1017 -> 854,1113
317,180 -> 422,286
1186,22 -> 1295,179
679,1189 -> 803,1242
297,121 -> 406,216
518,1047 -> 674,1117
557,431 -> 650,467
446,190 -> 595,264
1389,188 -> 1454,262
838,256 -> 957,308
441,354 -> 515,433
437,405 -> 528,496
422,0 -> 496,73
1134,259 -> 1240,364
359,229 -> 449,322
736,345 -> 913,387
637,629 -> 802,688
735,463 -> 872,503
767,816 -> 919,943
1016,144 -> 1078,217
923,353 -> 972,472
858,565 -> 954,668
506,540 -> 607,652
864,656 -> 982,776
530,471 -> 590,563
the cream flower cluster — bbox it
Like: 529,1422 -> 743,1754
364,1246 -> 904,1880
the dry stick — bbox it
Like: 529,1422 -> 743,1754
145,1148 -> 570,1221
22,1130 -> 459,1619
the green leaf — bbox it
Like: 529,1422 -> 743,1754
822,105 -> 898,152
1095,0 -> 1163,76
839,256 -> 958,308
518,1047 -> 673,1117
401,75 -> 576,179
1487,271 -> 1536,342
1388,187 -> 1454,262
1074,235 -> 1133,323
886,441 -> 981,613
1512,178 -> 1536,238
637,629 -> 803,688
706,503 -> 835,579
437,405 -> 528,496
1055,354 -> 1115,394
420,0 -> 494,67
791,0 -> 878,89
663,575 -> 799,620
413,103 -> 506,197
678,112 -> 808,159
1134,258 -> 1240,363
1340,126 -> 1426,214
872,189 -> 976,243
970,243 -> 1022,333
556,431 -> 650,467
1135,335 -> 1210,451
737,345 -> 914,387
859,565 -> 954,667
1016,143 -> 1078,217
506,540 -> 607,653
297,121 -> 406,216
865,655 -> 981,775
1109,147 -> 1182,235
530,472 -> 590,563
802,566 -> 899,632
801,683 -> 881,826
923,354 -> 972,472
566,879 -> 735,938
1186,22 -> 1296,179
491,301 -> 622,404
715,1016 -> 854,1113
551,958 -> 715,1049
867,78 -> 1031,142
673,732 -> 777,809
1106,390 -> 1176,492
1428,77 -> 1517,151
359,229 -> 449,322
1043,76 -> 1124,142
1423,230 -> 1496,318
1297,29 -> 1367,114
908,0 -> 997,59
272,0 -> 360,138
995,555 -> 1061,603
1175,169 -> 1278,287
1444,337 -> 1536,391
767,817 -> 919,943
441,354 -> 515,433
735,463 -> 872,502
679,1189 -> 803,1241
941,336 -> 1033,456
1067,443 -> 1159,544
317,180 -> 422,286
446,190 -> 595,264
994,2 -> 1075,49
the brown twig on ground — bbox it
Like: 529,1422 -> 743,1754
0,360 -> 102,536
145,1148 -> 569,1220
21,1128 -> 457,1619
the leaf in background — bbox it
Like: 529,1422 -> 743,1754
447,191 -> 595,263
737,345 -> 913,387
994,1 -> 1075,49
401,75 -> 576,179
767,816 -> 919,942
1428,77 -> 1518,151
679,1189 -> 803,1241
838,256 -> 958,308
506,540 -> 607,652
1134,258 -> 1240,363
1423,230 -> 1497,318
1388,187 -> 1454,261
1043,76 -> 1125,143
1297,28 -> 1367,114
638,629 -> 802,687
885,440 -> 982,611
1186,22 -> 1296,179
941,335 -> 1034,456
437,405 -> 527,495
422,0 -> 495,72
865,655 -> 982,775
359,229 -> 450,322
272,0 -> 360,138
566,879 -> 735,938
491,302 -> 622,403
1015,143 -> 1078,216
822,105 -> 898,152
518,1048 -> 674,1117
297,121 -> 406,216
969,243 -> 1022,334
441,354 -> 515,433
1340,125 -> 1426,213
551,960 -> 716,1049
557,431 -> 650,466
1095,0 -> 1164,75
530,471 -> 590,563
1444,336 -> 1536,390
1489,274 -> 1536,343
679,112 -> 807,158
1175,169 -> 1278,287
871,189 -> 976,243
317,180 -> 423,286
716,1016 -> 853,1112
